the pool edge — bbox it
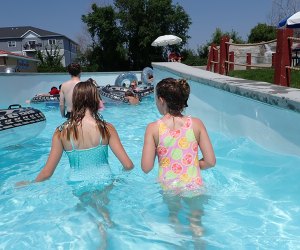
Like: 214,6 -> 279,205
152,62 -> 300,113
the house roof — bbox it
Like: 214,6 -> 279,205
0,26 -> 63,39
0,50 -> 39,62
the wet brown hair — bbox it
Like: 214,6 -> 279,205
67,63 -> 81,77
156,78 -> 190,115
62,79 -> 110,141
125,90 -> 134,97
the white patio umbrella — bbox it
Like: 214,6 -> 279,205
278,11 -> 300,28
151,35 -> 182,47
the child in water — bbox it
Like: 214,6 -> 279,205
141,77 -> 216,237
18,79 -> 133,248
124,90 -> 140,105
33,79 -> 133,183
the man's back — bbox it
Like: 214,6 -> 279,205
60,79 -> 80,112
59,63 -> 81,118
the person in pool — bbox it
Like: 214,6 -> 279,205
59,63 -> 81,119
18,79 -> 133,247
34,79 -> 133,181
129,80 -> 139,91
49,86 -> 60,95
34,85 -> 61,97
124,90 -> 140,105
141,77 -> 216,237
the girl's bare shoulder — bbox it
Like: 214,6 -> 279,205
191,116 -> 204,125
145,120 -> 159,135
103,122 -> 117,134
148,120 -> 160,128
190,116 -> 207,132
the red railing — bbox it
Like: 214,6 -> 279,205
206,28 -> 298,87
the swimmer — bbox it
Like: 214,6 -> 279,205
59,63 -> 81,118
17,79 -> 134,248
141,77 -> 216,237
124,90 -> 140,105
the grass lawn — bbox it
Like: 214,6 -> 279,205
228,68 -> 300,89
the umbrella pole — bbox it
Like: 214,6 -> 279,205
163,46 -> 169,61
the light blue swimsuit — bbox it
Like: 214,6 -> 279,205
65,137 -> 113,194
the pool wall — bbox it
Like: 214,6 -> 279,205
153,62 -> 300,156
0,71 -> 141,107
1,64 -> 300,156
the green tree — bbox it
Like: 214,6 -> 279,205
36,45 -> 65,72
209,28 -> 223,45
227,30 -> 244,44
115,0 -> 191,68
207,28 -> 244,45
248,23 -> 276,43
82,4 -> 128,71
195,28 -> 244,59
82,0 -> 191,70
180,48 -> 207,66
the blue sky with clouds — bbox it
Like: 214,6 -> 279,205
1,0 -> 273,50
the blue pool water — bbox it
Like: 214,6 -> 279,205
1,96 -> 300,249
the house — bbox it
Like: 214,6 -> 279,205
0,26 -> 78,67
0,50 -> 39,72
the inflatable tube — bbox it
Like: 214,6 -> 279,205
141,67 -> 154,85
98,84 -> 153,104
134,85 -> 154,98
0,104 -> 46,148
98,85 -> 129,104
115,72 -> 138,87
31,95 -> 60,103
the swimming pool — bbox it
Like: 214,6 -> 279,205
1,88 -> 300,249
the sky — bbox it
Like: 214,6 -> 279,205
0,0 -> 273,50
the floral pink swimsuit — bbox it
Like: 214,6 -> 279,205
157,116 -> 203,195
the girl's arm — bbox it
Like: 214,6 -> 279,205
59,87 -> 66,117
193,118 -> 216,170
141,123 -> 157,173
107,124 -> 134,170
35,130 -> 63,182
98,100 -> 105,111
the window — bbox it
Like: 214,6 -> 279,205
8,41 -> 16,47
23,40 -> 37,50
48,39 -> 56,45
71,43 -> 77,51
28,40 -> 36,46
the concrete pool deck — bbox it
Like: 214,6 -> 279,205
152,62 -> 300,113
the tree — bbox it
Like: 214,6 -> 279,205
81,0 -> 191,70
36,45 -> 65,72
248,23 -> 277,43
195,28 -> 244,59
82,4 -> 128,71
115,0 -> 190,68
180,48 -> 207,66
269,0 -> 300,26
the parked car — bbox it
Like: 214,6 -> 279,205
0,66 -> 16,73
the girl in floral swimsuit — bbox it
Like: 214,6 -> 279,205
141,77 -> 216,237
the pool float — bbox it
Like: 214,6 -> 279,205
99,72 -> 154,103
141,67 -> 154,85
0,104 -> 46,148
134,85 -> 154,98
30,94 -> 60,103
115,72 -> 138,87
98,85 -> 129,104
99,83 -> 154,103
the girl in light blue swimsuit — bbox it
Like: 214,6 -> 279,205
18,79 -> 133,247
34,79 -> 133,184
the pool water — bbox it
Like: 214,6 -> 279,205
1,96 -> 300,249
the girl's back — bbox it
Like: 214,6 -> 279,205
61,116 -> 111,183
156,114 -> 203,194
61,116 -> 109,151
